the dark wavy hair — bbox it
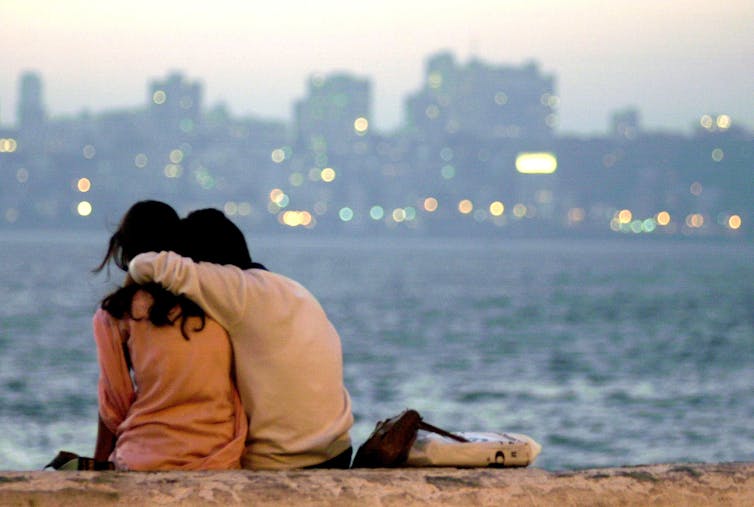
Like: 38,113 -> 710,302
96,200 -> 205,340
94,200 -> 180,273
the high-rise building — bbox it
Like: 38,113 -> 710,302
148,72 -> 203,136
294,73 -> 371,155
405,52 -> 557,141
17,72 -> 46,133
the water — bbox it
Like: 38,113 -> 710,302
0,231 -> 752,471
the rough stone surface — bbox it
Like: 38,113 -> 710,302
0,462 -> 751,506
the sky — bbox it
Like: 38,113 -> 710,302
2,0 -> 753,135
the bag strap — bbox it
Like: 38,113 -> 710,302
418,420 -> 470,442
44,450 -> 115,471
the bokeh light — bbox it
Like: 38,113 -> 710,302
77,201 -> 92,216
152,90 -> 167,104
728,215 -> 742,230
513,203 -> 527,218
515,152 -> 558,174
656,211 -> 671,226
369,206 -> 384,220
321,167 -> 336,182
271,148 -> 286,163
76,178 -> 91,192
489,201 -> 505,216
354,117 -> 369,135
0,138 -> 19,152
423,197 -> 438,212
458,199 -> 473,214
169,149 -> 184,164
618,209 -> 632,224
339,207 -> 354,222
134,153 -> 148,168
82,145 -> 96,159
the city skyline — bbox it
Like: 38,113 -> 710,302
2,1 -> 753,135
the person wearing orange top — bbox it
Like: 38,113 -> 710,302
92,201 -> 246,470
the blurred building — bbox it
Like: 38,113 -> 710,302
294,73 -> 371,155
405,52 -> 557,142
17,72 -> 46,132
148,72 -> 203,139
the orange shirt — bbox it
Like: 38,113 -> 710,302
93,290 -> 247,470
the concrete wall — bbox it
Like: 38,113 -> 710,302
0,462 -> 751,506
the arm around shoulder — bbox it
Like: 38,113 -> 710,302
128,251 -> 249,329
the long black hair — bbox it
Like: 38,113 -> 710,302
96,200 -> 205,340
94,200 -> 180,273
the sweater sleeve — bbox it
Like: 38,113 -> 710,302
93,309 -> 134,435
128,251 -> 248,330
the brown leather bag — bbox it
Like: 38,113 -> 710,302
352,409 -> 468,468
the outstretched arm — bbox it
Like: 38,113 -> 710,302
128,251 -> 249,330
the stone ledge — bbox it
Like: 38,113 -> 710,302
0,462 -> 751,506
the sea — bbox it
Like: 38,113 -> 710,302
0,231 -> 752,471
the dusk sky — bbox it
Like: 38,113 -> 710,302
2,0 -> 752,134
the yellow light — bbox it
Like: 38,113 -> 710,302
656,211 -> 671,226
77,178 -> 91,192
423,197 -> 438,212
0,138 -> 18,153
716,114 -> 731,130
321,167 -> 336,182
489,201 -> 505,216
618,209 -> 632,224
515,152 -> 557,174
77,201 -> 92,217
283,210 -> 313,227
152,90 -> 167,105
728,215 -> 742,230
392,208 -> 406,222
458,199 -> 473,214
354,117 -> 369,135
700,115 -> 713,129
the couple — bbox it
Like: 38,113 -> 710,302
92,201 -> 353,471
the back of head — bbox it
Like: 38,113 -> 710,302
95,200 -> 180,272
179,208 -> 254,269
